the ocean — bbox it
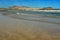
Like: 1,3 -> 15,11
2,10 -> 60,24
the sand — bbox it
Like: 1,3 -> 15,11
0,14 -> 60,40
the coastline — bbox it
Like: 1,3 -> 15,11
0,14 -> 60,40
32,10 -> 60,12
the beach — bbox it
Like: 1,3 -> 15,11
0,11 -> 60,40
0,0 -> 60,40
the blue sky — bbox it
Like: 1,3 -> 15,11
0,0 -> 60,8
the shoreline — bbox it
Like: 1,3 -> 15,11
32,10 -> 60,12
0,14 -> 60,40
0,14 -> 60,32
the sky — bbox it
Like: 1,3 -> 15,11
0,0 -> 60,8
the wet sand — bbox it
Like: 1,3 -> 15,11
0,14 -> 60,40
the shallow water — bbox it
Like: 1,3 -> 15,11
3,10 -> 60,24
0,10 -> 60,40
